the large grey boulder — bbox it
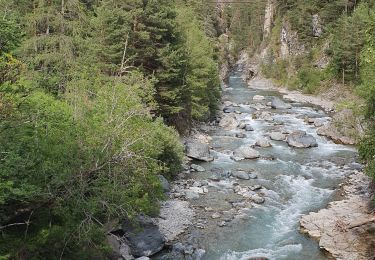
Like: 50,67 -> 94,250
271,97 -> 292,109
185,141 -> 213,162
121,215 -> 166,257
232,146 -> 260,161
107,235 -> 134,260
255,137 -> 272,148
231,170 -> 250,180
286,131 -> 318,148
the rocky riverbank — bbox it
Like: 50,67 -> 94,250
110,68 -> 372,260
300,171 -> 375,260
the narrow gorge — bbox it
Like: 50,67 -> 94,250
1,1 -> 375,259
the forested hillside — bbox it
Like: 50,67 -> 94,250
0,0 -> 221,258
246,0 -> 375,183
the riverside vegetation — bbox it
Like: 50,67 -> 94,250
1,0 -> 375,259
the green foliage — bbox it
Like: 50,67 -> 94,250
358,6 -> 375,181
225,1 -> 266,56
177,5 -> 220,121
329,4 -> 371,83
0,19 -> 22,54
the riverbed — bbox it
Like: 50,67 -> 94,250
155,71 -> 359,260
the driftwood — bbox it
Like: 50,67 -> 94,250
348,217 -> 375,229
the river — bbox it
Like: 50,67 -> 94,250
156,71 -> 358,260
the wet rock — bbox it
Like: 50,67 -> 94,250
219,115 -> 238,130
270,132 -> 286,141
236,133 -> 247,138
251,194 -> 265,204
209,174 -> 221,181
245,124 -> 254,131
271,97 -> 292,109
185,141 -> 213,162
286,131 -> 318,148
232,146 -> 260,160
249,185 -> 262,191
238,122 -> 246,129
349,162 -> 363,171
158,175 -> 170,192
185,190 -> 199,200
223,107 -> 235,113
210,168 -> 231,179
121,215 -> 166,257
231,171 -> 250,180
253,95 -> 265,101
253,111 -> 274,121
313,118 -> 325,127
190,164 -> 205,172
255,137 -> 272,148
189,187 -> 204,194
248,173 -> 258,179
218,221 -> 227,227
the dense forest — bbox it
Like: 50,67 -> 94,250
1,0 -> 375,259
0,0 -> 223,258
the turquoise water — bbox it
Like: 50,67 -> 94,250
160,72 -> 357,260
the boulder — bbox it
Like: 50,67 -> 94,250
255,137 -> 272,148
232,146 -> 260,160
185,141 -> 214,162
135,257 -> 150,260
121,215 -> 166,257
271,97 -> 292,109
223,107 -> 235,113
235,133 -> 246,138
185,190 -> 200,200
158,175 -> 170,192
238,122 -> 246,129
286,131 -> 318,148
190,164 -> 205,172
270,132 -> 286,141
219,115 -> 238,130
313,118 -> 325,127
245,124 -> 254,131
231,171 -> 250,180
253,95 -> 265,101
107,235 -> 134,260
251,194 -> 265,204
253,111 -> 274,121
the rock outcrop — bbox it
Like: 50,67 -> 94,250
185,141 -> 214,162
300,172 -> 375,260
121,215 -> 166,257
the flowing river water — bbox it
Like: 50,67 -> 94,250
157,71 -> 359,260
